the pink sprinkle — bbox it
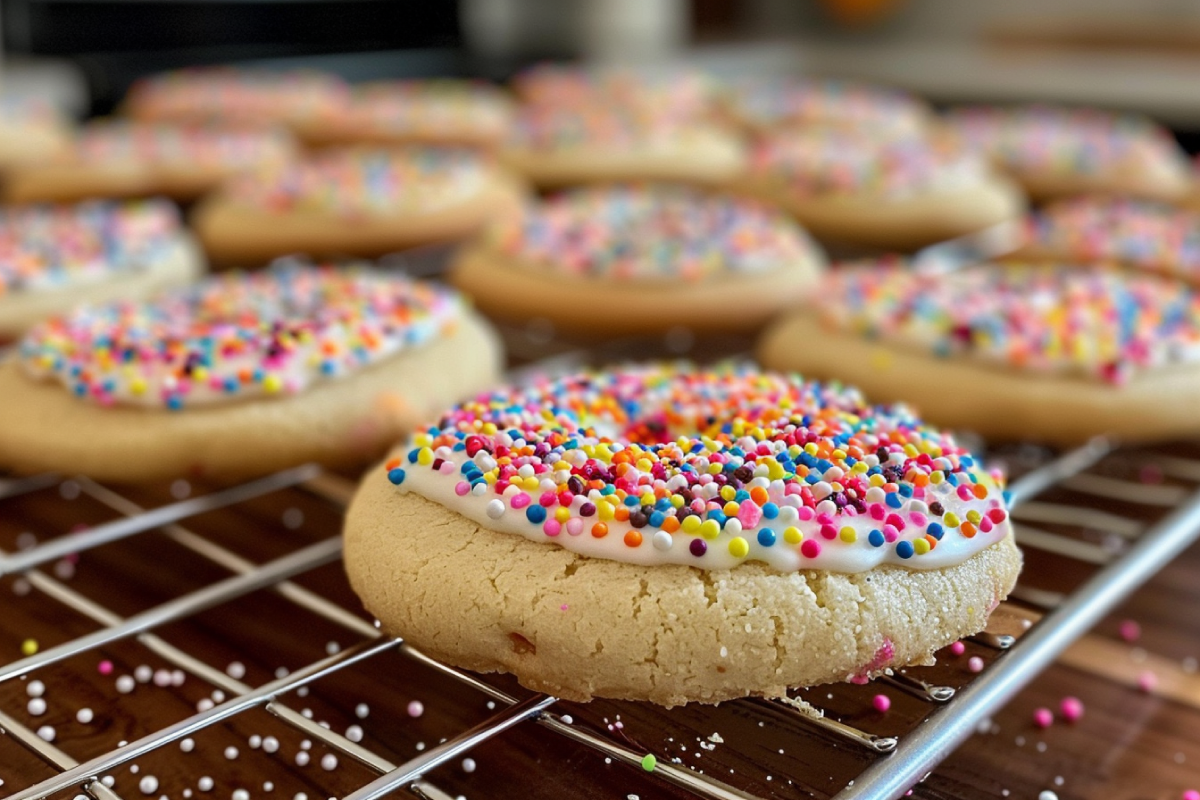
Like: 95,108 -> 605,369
737,502 -> 761,528
454,481 -> 470,496
1060,696 -> 1084,723
98,660 -> 113,675
1137,670 -> 1157,693
968,656 -> 985,673
1182,790 -> 1199,800
950,641 -> 966,656
816,512 -> 834,526
872,694 -> 891,713
800,539 -> 821,559
560,604 -> 569,611
1032,707 -> 1053,729
407,700 -> 424,718
882,525 -> 899,543
543,520 -> 561,537
566,518 -> 584,536
1119,619 -> 1140,642
510,493 -> 531,510
868,504 -> 885,521
796,506 -> 815,522
819,524 -> 837,540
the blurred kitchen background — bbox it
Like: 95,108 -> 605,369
8,0 -> 1200,145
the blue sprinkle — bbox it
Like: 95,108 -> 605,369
896,540 -> 914,559
166,396 -> 183,411
886,493 -> 903,508
706,510 -> 727,526
407,448 -> 421,464
624,496 -> 642,507
898,484 -> 913,497
926,523 -> 944,540
649,511 -> 665,527
387,468 -> 407,485
526,505 -> 547,524
762,502 -> 779,519
734,490 -> 750,502
757,528 -> 777,547
868,529 -> 885,547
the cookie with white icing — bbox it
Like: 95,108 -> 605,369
499,106 -> 744,190
4,120 -> 297,204
721,77 -> 931,137
192,147 -> 527,266
0,96 -> 73,173
0,199 -> 202,340
727,128 -> 1024,251
297,80 -> 514,151
758,259 -> 1200,445
0,263 -> 502,482
943,104 -> 1192,203
122,67 -> 350,132
345,365 -> 1020,706
1014,195 -> 1200,286
511,64 -> 716,121
449,185 -> 826,337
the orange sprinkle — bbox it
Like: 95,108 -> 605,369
972,483 -> 988,499
749,487 -> 769,506
591,523 -> 608,538
614,507 -> 630,522
385,457 -> 401,470
661,516 -> 680,533
960,522 -> 977,538
623,530 -> 643,548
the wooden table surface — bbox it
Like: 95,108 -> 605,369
0,328 -> 1198,800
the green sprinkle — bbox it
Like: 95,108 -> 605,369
640,753 -> 657,772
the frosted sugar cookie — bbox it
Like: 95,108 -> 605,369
1015,195 -> 1200,285
297,80 -> 513,150
722,77 -> 931,136
345,364 -> 1020,705
511,63 -> 715,120
0,263 -> 501,481
758,259 -> 1200,445
4,120 -> 296,204
450,185 -> 826,336
944,105 -> 1191,202
192,147 -> 527,266
0,96 -> 73,172
728,128 -> 1024,250
122,67 -> 350,131
0,199 -> 202,339
499,106 -> 744,189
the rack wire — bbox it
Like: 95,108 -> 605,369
2,386 -> 1200,800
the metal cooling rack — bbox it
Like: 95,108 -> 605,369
2,391 -> 1200,800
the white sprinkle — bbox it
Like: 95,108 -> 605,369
320,754 -> 338,771
27,680 -> 45,698
27,698 -> 46,716
54,560 -> 75,580
13,578 -> 31,596
181,738 -> 195,752
59,481 -> 80,500
102,777 -> 116,788
139,776 -> 159,795
282,508 -> 304,529
300,739 -> 312,750
262,736 -> 279,753
77,708 -> 94,724
486,701 -> 495,710
262,783 -> 273,792
325,641 -> 340,655
1036,741 -> 1048,753
560,715 -> 573,724
233,790 -> 250,800
172,669 -> 186,686
37,725 -> 55,742
486,499 -> 505,519
416,742 -> 425,751
1054,776 -> 1064,786
225,746 -> 239,760
297,687 -> 309,697
248,735 -> 262,749
227,662 -> 246,680
116,675 -> 136,694
719,646 -> 728,659
301,708 -> 313,719
134,665 -> 153,683
212,690 -> 226,703
131,766 -> 139,774
153,670 -> 172,687
171,479 -> 191,499
652,530 -> 673,551
355,703 -> 370,719
462,758 -> 476,773
196,699 -> 214,712
295,751 -> 310,767
345,725 -> 363,743
1038,792 -> 1058,800
275,667 -> 290,679
184,791 -> 193,798
294,795 -> 307,800
198,778 -> 213,792
407,700 -> 424,718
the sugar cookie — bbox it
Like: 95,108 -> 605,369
449,185 -> 825,336
758,260 -> 1200,445
0,263 -> 501,481
721,77 -> 930,136
345,365 -> 1020,705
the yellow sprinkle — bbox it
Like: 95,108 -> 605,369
262,374 -> 283,394
728,537 -> 749,558
522,476 -> 539,491
598,503 -> 615,521
417,447 -> 434,466
129,378 -> 147,396
944,512 -> 960,528
966,510 -> 982,525
720,486 -> 736,502
913,538 -> 931,555
681,515 -> 701,533
20,639 -> 37,656
699,520 -> 721,540
783,526 -> 803,544
723,501 -> 739,517
554,507 -> 570,523
839,526 -> 856,543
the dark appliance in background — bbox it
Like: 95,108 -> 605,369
0,0 -> 464,115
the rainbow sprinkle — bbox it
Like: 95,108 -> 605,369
817,260 -> 1200,384
729,78 -> 927,133
0,200 -> 180,297
330,80 -> 512,140
1026,196 -> 1200,281
229,148 -> 487,216
508,105 -> 695,150
513,64 -> 713,120
490,186 -> 818,280
77,121 -> 293,169
125,68 -> 350,125
748,130 -> 984,197
19,262 -> 462,409
387,365 -> 1009,572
